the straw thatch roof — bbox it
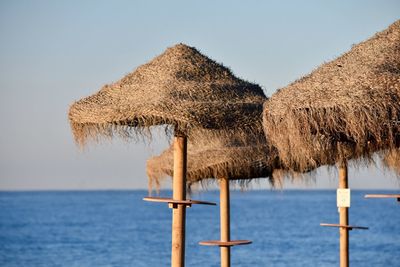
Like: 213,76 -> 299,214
147,145 -> 276,189
69,43 -> 265,147
146,101 -> 311,189
146,128 -> 282,189
263,20 -> 400,172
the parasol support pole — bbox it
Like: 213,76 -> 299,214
198,177 -> 251,264
171,134 -> 187,267
220,177 -> 231,267
338,161 -> 349,267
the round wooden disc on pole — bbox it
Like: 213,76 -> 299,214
220,177 -> 231,267
171,135 -> 187,267
339,162 -> 349,267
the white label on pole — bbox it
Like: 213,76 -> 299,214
337,189 -> 351,208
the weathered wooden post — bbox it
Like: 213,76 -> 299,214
320,161 -> 368,266
199,176 -> 251,266
338,161 -> 349,267
171,134 -> 187,267
220,177 -> 231,267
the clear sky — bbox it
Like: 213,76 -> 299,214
0,0 -> 399,190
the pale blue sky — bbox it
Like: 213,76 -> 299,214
0,0 -> 399,190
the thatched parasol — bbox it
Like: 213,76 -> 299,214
69,44 -> 265,147
69,43 -> 265,267
263,20 -> 400,173
147,126 -> 282,267
263,20 -> 400,267
147,131 -> 279,189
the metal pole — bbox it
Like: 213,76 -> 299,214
339,162 -> 349,267
171,135 -> 187,267
220,177 -> 231,267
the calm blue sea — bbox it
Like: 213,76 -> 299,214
0,190 -> 399,267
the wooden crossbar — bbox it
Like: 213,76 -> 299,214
199,240 -> 252,247
143,196 -> 216,208
364,194 -> 400,202
320,223 -> 369,230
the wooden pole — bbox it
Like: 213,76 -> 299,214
171,135 -> 187,267
220,177 -> 231,267
339,162 -> 349,267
